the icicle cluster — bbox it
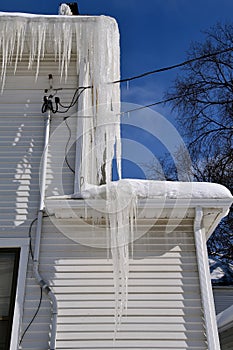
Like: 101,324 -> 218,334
0,12 -> 129,336
107,182 -> 137,336
0,13 -> 121,186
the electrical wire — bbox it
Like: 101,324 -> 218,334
20,214 -> 51,346
118,83 -> 222,115
64,117 -> 75,173
41,86 -> 91,115
28,218 -> 38,260
119,96 -> 180,115
27,214 -> 49,259
19,287 -> 43,345
57,87 -> 86,112
112,46 -> 233,84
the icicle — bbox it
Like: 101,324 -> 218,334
60,22 -> 73,80
106,181 -> 137,338
35,22 -> 47,79
14,21 -> 26,74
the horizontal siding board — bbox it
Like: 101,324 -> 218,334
55,339 -> 206,348
29,271 -> 199,279
57,323 -> 205,332
57,315 -> 206,324
56,308 -> 202,317
57,332 -> 206,341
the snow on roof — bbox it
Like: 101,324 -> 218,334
0,11 -> 97,19
72,179 -> 233,201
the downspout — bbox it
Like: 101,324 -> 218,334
33,109 -> 57,350
194,207 -> 220,350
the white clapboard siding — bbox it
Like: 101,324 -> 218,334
19,215 -> 208,349
0,55 -> 76,237
0,52 -> 77,349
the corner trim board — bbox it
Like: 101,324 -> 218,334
194,207 -> 220,350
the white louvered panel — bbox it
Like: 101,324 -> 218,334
23,216 -> 208,350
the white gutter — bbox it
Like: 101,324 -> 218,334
32,110 -> 57,350
194,207 -> 221,350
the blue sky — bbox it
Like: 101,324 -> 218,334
2,1 -> 233,106
1,0 -> 233,178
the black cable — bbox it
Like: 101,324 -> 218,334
28,218 -> 38,260
19,287 -> 43,345
57,87 -> 86,113
28,214 -> 50,259
42,86 -> 91,115
21,213 -> 51,345
112,46 -> 233,84
41,96 -> 58,114
119,96 -> 178,115
59,87 -> 85,108
119,83 -> 220,115
64,117 -> 75,173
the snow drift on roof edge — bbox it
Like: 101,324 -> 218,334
72,179 -> 233,200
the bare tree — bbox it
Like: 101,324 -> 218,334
148,23 -> 233,264
168,23 -> 233,161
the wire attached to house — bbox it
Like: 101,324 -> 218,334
112,46 -> 233,84
19,287 -> 43,345
20,213 -> 51,346
28,218 -> 38,260
56,87 -> 87,113
41,85 -> 91,115
64,116 -> 75,173
27,214 -> 50,260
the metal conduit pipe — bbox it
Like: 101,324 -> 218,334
194,207 -> 220,350
33,109 -> 58,350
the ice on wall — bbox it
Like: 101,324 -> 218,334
0,12 -> 121,186
0,12 -> 124,333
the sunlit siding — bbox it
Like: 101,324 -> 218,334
0,55 -> 76,237
0,56 -> 77,348
19,215 -> 208,349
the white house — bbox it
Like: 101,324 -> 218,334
0,10 -> 232,350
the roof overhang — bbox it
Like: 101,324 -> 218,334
46,196 -> 232,240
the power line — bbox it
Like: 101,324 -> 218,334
113,46 -> 233,84
119,96 -> 178,115
119,85 -> 218,115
